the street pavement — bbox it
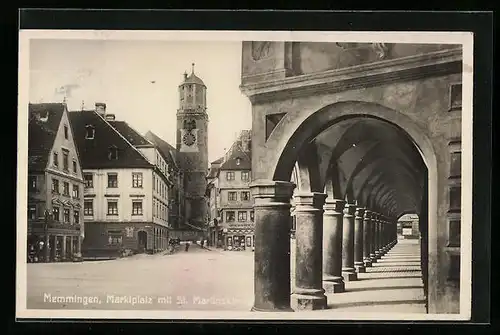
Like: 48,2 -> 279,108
27,239 -> 426,314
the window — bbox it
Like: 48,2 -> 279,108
153,175 -> 155,191
107,231 -> 122,245
132,172 -> 143,188
107,173 -> 118,188
450,83 -> 462,110
84,173 -> 93,188
63,182 -> 70,196
250,211 -> 254,222
63,208 -> 70,223
246,236 -> 252,247
64,125 -> 69,139
53,152 -> 59,167
449,186 -> 461,210
228,192 -> 237,201
62,150 -> 69,171
29,176 -> 37,191
241,191 -> 250,201
73,160 -> 77,173
52,179 -> 59,194
132,201 -> 143,215
241,171 -> 250,181
236,158 -> 241,166
52,206 -> 60,221
28,205 -> 37,220
72,185 -> 79,198
107,201 -> 118,215
85,125 -> 95,139
74,210 -> 80,224
226,211 -> 235,222
84,200 -> 93,216
108,146 -> 118,160
238,211 -> 248,222
448,254 -> 460,281
448,220 -> 461,247
450,152 -> 461,178
226,171 -> 235,181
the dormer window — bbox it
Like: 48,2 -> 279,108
236,158 -> 241,166
108,146 -> 118,160
64,125 -> 69,139
85,125 -> 95,139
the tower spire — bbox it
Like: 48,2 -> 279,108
191,63 -> 195,74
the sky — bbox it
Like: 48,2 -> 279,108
29,39 -> 252,162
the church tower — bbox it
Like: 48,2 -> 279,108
176,64 -> 209,228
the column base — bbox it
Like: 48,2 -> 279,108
323,278 -> 345,293
291,294 -> 327,311
251,305 -> 294,312
374,251 -> 382,259
354,262 -> 366,273
342,269 -> 358,281
364,258 -> 372,267
369,253 -> 377,263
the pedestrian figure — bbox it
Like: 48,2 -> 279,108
185,242 -> 190,252
200,239 -> 204,248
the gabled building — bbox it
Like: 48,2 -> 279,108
206,130 -> 253,251
27,103 -> 85,262
68,103 -> 173,259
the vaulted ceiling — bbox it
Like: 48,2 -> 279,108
306,117 -> 426,219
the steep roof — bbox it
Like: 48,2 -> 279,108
68,110 -> 152,169
219,145 -> 251,170
28,103 -> 65,172
108,121 -> 152,147
144,131 -> 178,170
182,71 -> 205,86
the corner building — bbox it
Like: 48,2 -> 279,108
240,42 -> 463,313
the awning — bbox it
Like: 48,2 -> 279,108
71,202 -> 81,209
62,200 -> 72,207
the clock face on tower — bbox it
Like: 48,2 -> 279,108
183,132 -> 196,146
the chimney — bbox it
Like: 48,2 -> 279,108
105,114 -> 116,121
95,102 -> 106,117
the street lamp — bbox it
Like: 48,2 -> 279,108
44,209 -> 52,263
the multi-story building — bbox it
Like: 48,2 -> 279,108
206,157 -> 223,247
68,103 -> 173,259
27,103 -> 85,262
144,130 -> 185,231
207,130 -> 253,251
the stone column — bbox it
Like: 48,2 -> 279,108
378,217 -> 385,256
354,207 -> 365,274
342,203 -> 357,281
369,213 -> 377,263
250,180 -> 295,312
51,235 -> 57,261
61,236 -> 67,261
322,198 -> 346,293
291,192 -> 328,310
76,236 -> 82,256
363,210 -> 372,267
373,214 -> 382,260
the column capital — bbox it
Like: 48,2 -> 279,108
324,198 -> 346,214
250,180 -> 295,208
294,192 -> 327,206
354,207 -> 365,219
343,203 -> 357,217
363,209 -> 372,220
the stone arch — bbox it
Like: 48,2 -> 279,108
266,101 -> 439,307
293,141 -> 323,193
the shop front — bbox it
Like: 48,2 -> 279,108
224,227 -> 254,252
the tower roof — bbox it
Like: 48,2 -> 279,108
181,63 -> 205,86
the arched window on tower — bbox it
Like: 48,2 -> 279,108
196,85 -> 203,105
187,85 -> 193,103
180,86 -> 184,102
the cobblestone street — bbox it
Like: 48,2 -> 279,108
27,239 -> 425,314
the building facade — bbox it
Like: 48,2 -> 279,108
240,41 -> 463,313
27,103 -> 85,262
206,130 -> 253,251
176,65 -> 209,232
69,104 -> 173,259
